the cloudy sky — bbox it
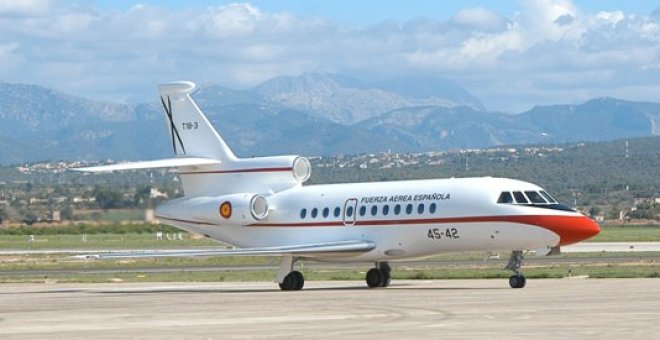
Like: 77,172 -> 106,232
1,0 -> 659,112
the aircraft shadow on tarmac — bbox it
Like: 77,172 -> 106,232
10,283 -> 508,295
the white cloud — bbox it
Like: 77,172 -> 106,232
207,3 -> 263,38
450,7 -> 510,32
0,0 -> 659,112
518,0 -> 581,41
0,0 -> 52,17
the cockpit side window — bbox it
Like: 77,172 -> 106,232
539,191 -> 558,204
512,191 -> 529,204
525,191 -> 548,204
497,192 -> 514,204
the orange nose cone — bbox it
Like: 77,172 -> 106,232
535,215 -> 601,246
567,216 -> 601,245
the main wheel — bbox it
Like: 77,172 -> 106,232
279,271 -> 304,291
292,270 -> 304,290
366,268 -> 384,288
380,264 -> 391,287
509,275 -> 526,289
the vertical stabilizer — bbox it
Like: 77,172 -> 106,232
158,82 -> 237,161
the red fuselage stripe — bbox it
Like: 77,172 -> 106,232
158,214 -> 573,228
251,215 -> 563,227
180,167 -> 293,175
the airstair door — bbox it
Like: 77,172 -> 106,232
343,198 -> 358,226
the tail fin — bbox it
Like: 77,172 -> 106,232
75,81 -> 308,198
158,81 -> 236,161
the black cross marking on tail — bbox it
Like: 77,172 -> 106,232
160,95 -> 186,154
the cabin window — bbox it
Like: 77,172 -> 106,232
540,191 -> 558,203
497,192 -> 514,204
371,205 -> 378,216
359,206 -> 366,217
322,207 -> 330,218
394,204 -> 401,215
382,205 -> 390,216
417,203 -> 424,214
334,207 -> 341,217
300,208 -> 307,219
311,208 -> 318,218
405,204 -> 413,215
429,203 -> 437,214
525,191 -> 547,204
346,206 -> 354,217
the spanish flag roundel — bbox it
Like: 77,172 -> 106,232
219,201 -> 232,219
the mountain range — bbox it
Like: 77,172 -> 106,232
0,74 -> 659,163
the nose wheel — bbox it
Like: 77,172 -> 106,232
366,262 -> 391,288
509,274 -> 526,288
505,250 -> 526,289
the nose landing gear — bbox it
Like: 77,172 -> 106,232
505,250 -> 526,289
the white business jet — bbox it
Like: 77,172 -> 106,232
77,81 -> 600,290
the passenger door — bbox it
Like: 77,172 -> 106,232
343,198 -> 358,226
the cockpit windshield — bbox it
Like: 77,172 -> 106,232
512,191 -> 529,204
496,191 -> 514,204
496,190 -> 574,211
539,191 -> 558,203
525,191 -> 546,204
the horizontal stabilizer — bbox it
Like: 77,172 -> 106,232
72,157 -> 222,173
73,240 -> 376,259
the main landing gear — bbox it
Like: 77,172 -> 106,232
505,250 -> 526,289
366,262 -> 391,288
277,255 -> 305,291
279,270 -> 304,291
277,257 -> 393,291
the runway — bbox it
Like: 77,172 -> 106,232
1,279 -> 659,338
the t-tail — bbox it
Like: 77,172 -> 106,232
74,81 -> 311,225
158,82 -> 237,161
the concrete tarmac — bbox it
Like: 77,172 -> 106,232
1,279 -> 659,339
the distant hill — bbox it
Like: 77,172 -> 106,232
359,106 -> 537,150
0,76 -> 659,164
518,97 -> 660,142
254,73 -> 484,124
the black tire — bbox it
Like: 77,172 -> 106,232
279,273 -> 294,291
380,270 -> 391,287
509,275 -> 526,289
292,271 -> 304,290
366,268 -> 384,288
279,271 -> 304,291
379,263 -> 391,287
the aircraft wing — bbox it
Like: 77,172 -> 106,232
71,157 -> 221,172
74,240 -> 376,259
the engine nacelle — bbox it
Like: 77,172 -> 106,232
166,193 -> 269,226
179,156 -> 311,197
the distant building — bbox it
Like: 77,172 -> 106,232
150,188 -> 168,199
49,210 -> 61,222
634,196 -> 658,206
73,197 -> 96,204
